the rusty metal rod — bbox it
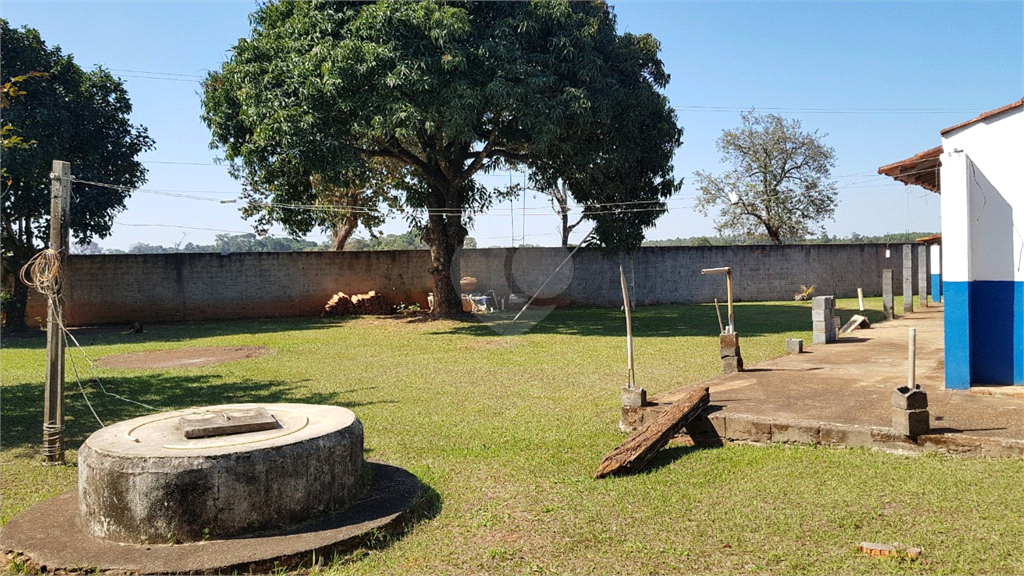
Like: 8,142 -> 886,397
701,267 -> 734,333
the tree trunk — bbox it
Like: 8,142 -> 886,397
4,274 -> 30,332
330,212 -> 359,251
2,222 -> 34,332
423,210 -> 469,319
561,211 -> 570,248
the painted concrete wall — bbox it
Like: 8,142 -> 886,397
940,106 -> 1024,387
929,244 -> 941,303
25,244 -> 920,326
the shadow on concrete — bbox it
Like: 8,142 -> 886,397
0,373 -> 383,451
436,302 -> 892,339
244,472 -> 442,573
0,316 -> 357,350
930,426 -> 1008,435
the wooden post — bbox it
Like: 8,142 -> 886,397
619,265 -> 635,389
42,160 -> 70,465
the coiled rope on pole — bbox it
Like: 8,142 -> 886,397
18,247 -> 157,428
20,248 -> 64,298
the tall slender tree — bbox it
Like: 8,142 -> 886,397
694,111 -> 837,244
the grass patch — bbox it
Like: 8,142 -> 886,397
2,298 -> 1021,575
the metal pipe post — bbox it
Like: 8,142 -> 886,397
619,266 -> 635,388
701,267 -> 734,333
908,327 -> 917,389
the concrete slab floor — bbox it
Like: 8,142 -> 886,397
644,306 -> 1024,455
0,461 -> 422,575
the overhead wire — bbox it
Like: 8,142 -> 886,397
83,66 -> 993,116
80,160 -> 937,245
19,243 -> 160,433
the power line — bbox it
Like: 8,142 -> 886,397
675,105 -> 986,115
106,68 -> 206,79
113,221 -> 254,234
143,160 -> 225,167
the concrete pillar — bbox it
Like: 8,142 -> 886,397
882,269 -> 894,320
930,244 -> 942,304
940,151 -> 972,389
902,244 -> 913,313
918,244 -> 929,308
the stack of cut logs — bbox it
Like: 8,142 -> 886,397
324,290 -> 392,316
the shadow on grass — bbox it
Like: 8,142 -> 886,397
437,302 -> 893,339
639,444 -> 720,475
0,316 -> 357,350
0,372 -> 392,451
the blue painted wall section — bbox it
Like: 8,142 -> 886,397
943,281 -> 971,389
930,274 -> 941,303
1016,282 -> 1023,385
966,281 -> 1023,385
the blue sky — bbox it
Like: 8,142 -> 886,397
2,1 -> 1022,250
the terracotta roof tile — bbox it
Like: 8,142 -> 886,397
877,145 -> 942,193
941,98 -> 1024,136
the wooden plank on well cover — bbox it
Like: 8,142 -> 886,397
595,386 -> 710,478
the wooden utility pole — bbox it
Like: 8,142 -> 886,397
42,160 -> 70,464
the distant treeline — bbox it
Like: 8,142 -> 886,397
77,231 -> 935,254
641,232 -> 938,247
77,231 -> 476,254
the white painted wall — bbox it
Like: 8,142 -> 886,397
940,107 -> 1024,283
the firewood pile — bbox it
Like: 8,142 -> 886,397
324,290 -> 392,316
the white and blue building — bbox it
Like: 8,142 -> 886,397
880,99 -> 1023,389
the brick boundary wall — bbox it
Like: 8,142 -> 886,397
24,244 -> 923,326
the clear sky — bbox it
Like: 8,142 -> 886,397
2,1 -> 1022,250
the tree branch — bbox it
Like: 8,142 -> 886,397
454,129 -> 498,188
490,148 -> 530,163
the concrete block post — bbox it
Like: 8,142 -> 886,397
811,295 -> 836,344
917,244 -> 929,308
720,332 -> 744,373
882,269 -> 894,320
892,386 -> 929,437
902,245 -> 913,313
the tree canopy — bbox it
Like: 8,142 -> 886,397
693,111 -> 837,244
1,19 -> 154,330
202,0 -> 682,317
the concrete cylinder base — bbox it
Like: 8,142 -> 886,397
78,403 -> 366,544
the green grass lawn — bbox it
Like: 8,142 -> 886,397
1,298 -> 1021,575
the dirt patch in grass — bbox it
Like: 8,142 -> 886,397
94,346 -> 274,369
461,338 -> 522,350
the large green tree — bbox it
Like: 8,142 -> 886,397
1,19 -> 154,330
202,0 -> 682,318
693,111 -> 837,244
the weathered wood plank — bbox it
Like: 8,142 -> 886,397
595,386 -> 710,478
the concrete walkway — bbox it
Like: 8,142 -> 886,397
633,306 -> 1024,457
